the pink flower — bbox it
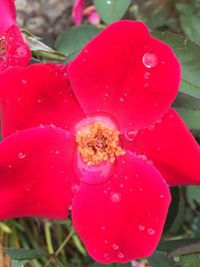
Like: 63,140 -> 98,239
0,0 -> 31,71
72,0 -> 100,26
0,21 -> 200,263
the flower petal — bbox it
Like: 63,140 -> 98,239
0,25 -> 31,71
72,151 -> 170,263
68,20 -> 180,130
0,0 -> 16,35
122,109 -> 200,186
0,0 -> 31,70
72,0 -> 85,26
0,126 -> 76,220
0,63 -> 85,138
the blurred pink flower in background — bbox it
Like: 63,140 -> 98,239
72,0 -> 100,26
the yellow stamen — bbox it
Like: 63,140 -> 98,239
76,122 -> 125,166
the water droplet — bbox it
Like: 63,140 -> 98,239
144,71 -> 151,79
138,224 -> 145,231
55,150 -> 60,155
101,226 -> 106,230
119,97 -> 124,102
18,152 -> 26,159
147,227 -> 156,235
21,79 -> 27,85
173,256 -> 180,262
112,243 -> 119,250
37,99 -> 42,103
106,0 -> 112,4
110,192 -> 121,203
144,83 -> 149,88
137,154 -> 147,161
124,130 -> 138,141
17,97 -> 21,102
8,165 -> 12,169
160,194 -> 165,199
104,253 -> 109,259
142,52 -> 158,68
118,252 -> 125,259
104,240 -> 109,244
39,124 -> 45,128
139,187 -> 143,192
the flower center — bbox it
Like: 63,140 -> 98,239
76,121 -> 125,166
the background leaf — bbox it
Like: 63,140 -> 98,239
153,32 -> 200,99
5,248 -> 49,261
94,0 -> 131,25
55,25 -> 100,60
176,4 -> 200,44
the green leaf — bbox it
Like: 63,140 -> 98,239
94,0 -> 131,25
153,32 -> 200,99
11,260 -> 28,267
149,238 -> 200,267
164,187 -> 185,233
176,4 -> 200,44
176,108 -> 200,130
55,25 -> 101,60
5,248 -> 49,261
186,186 -> 200,211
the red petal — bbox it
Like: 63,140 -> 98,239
122,109 -> 200,186
0,126 -> 76,220
0,25 -> 31,71
0,63 -> 85,137
0,0 -> 16,35
72,151 -> 170,263
0,0 -> 31,70
68,20 -> 180,130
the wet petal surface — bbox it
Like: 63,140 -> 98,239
68,20 -> 181,131
122,109 -> 200,186
72,151 -> 170,263
0,63 -> 85,138
0,126 -> 76,220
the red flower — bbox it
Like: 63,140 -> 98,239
0,21 -> 200,263
0,0 -> 31,71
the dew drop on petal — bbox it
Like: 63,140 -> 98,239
144,71 -> 151,79
160,194 -> 165,199
18,152 -> 26,159
112,243 -> 119,250
21,79 -> 27,85
142,52 -> 158,68
118,252 -> 125,259
110,192 -> 121,203
138,224 -> 145,231
124,130 -> 138,141
147,227 -> 156,235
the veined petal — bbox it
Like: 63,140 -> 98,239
72,151 -> 170,263
0,126 -> 76,220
